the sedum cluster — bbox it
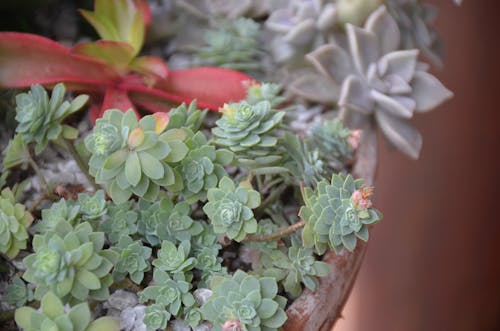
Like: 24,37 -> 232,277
85,109 -> 188,203
300,174 -> 382,254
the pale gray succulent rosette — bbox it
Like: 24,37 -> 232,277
306,5 -> 453,158
386,0 -> 444,67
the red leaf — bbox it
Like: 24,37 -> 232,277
129,56 -> 169,79
154,67 -> 255,110
90,87 -> 139,123
0,32 -> 119,88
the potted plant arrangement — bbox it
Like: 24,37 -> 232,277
0,0 -> 456,330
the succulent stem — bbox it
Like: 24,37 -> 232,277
61,138 -> 100,191
28,157 -> 50,194
244,220 -> 305,242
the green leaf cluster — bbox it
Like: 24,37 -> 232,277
152,240 -> 196,277
198,18 -> 262,72
85,109 -> 189,203
309,118 -> 353,165
201,270 -> 288,331
166,101 -> 207,133
100,201 -> 138,244
5,277 -> 34,308
203,177 -> 260,242
0,188 -> 33,259
15,291 -> 119,331
300,174 -> 382,254
111,235 -> 151,284
77,190 -> 107,221
212,101 -> 285,168
15,83 -> 88,154
245,83 -> 286,108
155,199 -> 203,243
23,221 -> 118,303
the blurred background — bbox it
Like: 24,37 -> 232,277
337,1 -> 500,330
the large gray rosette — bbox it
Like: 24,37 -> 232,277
306,5 -> 452,159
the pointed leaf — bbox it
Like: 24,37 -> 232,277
130,56 -> 169,78
71,40 -> 135,72
375,111 -> 422,159
365,5 -> 400,54
411,71 -> 453,112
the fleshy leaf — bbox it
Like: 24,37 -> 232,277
375,111 -> 422,159
71,40 -> 136,73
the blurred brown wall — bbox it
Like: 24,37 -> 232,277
337,1 -> 500,330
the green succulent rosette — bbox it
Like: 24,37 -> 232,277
166,101 -> 207,132
101,201 -> 138,244
34,198 -> 80,233
15,291 -> 119,331
22,221 -> 118,303
176,130 -> 233,203
77,190 -> 107,221
111,235 -> 151,284
144,304 -> 171,331
203,177 -> 260,242
5,277 -> 34,308
152,240 -> 196,276
245,82 -> 286,107
85,109 -> 188,203
300,173 -> 382,254
201,270 -> 288,331
0,188 -> 33,259
15,83 -> 88,154
155,198 -> 203,244
212,101 -> 285,168
309,118 -> 354,164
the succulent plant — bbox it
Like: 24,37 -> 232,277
77,189 -> 107,221
212,101 -> 285,168
300,173 -> 381,254
197,18 -> 262,72
5,276 -> 34,308
306,5 -> 453,158
152,240 -> 196,276
85,109 -> 188,203
175,130 -> 233,203
2,134 -> 31,171
192,222 -> 222,253
155,199 -> 204,243
281,133 -> 326,186
386,0 -> 443,67
184,306 -> 203,328
203,177 -> 260,242
309,118 -> 353,161
15,291 -> 119,331
245,82 -> 286,108
271,240 -> 330,298
166,101 -> 207,133
112,235 -> 152,284
101,201 -> 139,244
0,188 -> 33,259
23,221 -> 118,303
140,269 -> 196,318
15,83 -> 88,154
195,246 -> 226,287
201,270 -> 288,331
143,304 -> 170,331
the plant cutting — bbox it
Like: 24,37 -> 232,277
0,1 -> 458,330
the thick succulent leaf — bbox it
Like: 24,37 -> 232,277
0,32 -> 119,88
86,317 -> 120,331
284,19 -> 316,46
410,71 -> 453,112
41,292 -> 64,319
375,111 -> 422,159
378,50 -> 419,83
129,56 -> 169,78
266,9 -> 294,32
365,5 -> 400,54
339,76 -> 374,114
306,44 -> 352,84
289,73 -> 339,104
154,67 -> 252,111
346,24 -> 379,76
370,90 -> 415,118
68,303 -> 92,331
71,40 -> 135,72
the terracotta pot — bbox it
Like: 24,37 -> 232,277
284,125 -> 378,331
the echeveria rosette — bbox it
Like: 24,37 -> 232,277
212,101 -> 285,168
0,188 -> 33,259
77,190 -> 107,221
111,236 -> 152,285
15,83 -> 88,154
143,304 -> 170,331
386,0 -> 444,67
195,246 -> 226,287
197,18 -> 262,72
22,221 -> 119,303
176,130 -> 233,203
5,277 -> 34,308
309,118 -> 354,163
306,5 -> 453,159
85,109 -> 189,203
152,240 -> 196,277
155,199 -> 203,243
15,291 -> 119,331
140,269 -> 196,318
203,177 -> 260,242
201,270 -> 288,331
100,201 -> 138,244
34,199 -> 80,234
300,173 -> 381,254
137,199 -> 162,246
166,101 -> 208,132
184,306 -> 203,328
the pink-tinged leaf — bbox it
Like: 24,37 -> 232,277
91,87 -> 139,123
129,92 -> 176,113
0,32 -> 119,88
154,67 -> 254,110
135,0 -> 152,27
129,56 -> 168,79
153,112 -> 169,134
71,40 -> 135,74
